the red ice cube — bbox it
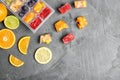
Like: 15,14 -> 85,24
62,33 -> 75,44
30,17 -> 42,29
39,7 -> 51,19
58,3 -> 72,14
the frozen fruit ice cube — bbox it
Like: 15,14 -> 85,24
30,17 -> 42,29
55,20 -> 69,32
76,16 -> 88,29
10,0 -> 23,12
27,1 -> 35,7
5,0 -> 13,5
40,34 -> 52,44
33,2 -> 45,13
58,3 -> 72,14
27,0 -> 37,7
23,11 -> 35,23
18,5 -> 29,18
18,11 -> 25,18
74,0 -> 87,8
21,5 -> 29,12
62,33 -> 75,44
39,7 -> 51,19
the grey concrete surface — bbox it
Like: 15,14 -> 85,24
0,0 -> 120,80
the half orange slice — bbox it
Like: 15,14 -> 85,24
9,54 -> 24,67
18,36 -> 30,55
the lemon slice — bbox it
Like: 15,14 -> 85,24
9,54 -> 24,67
35,47 -> 52,64
4,15 -> 19,29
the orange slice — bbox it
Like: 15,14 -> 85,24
18,36 -> 30,55
0,3 -> 8,22
9,54 -> 24,67
0,29 -> 16,49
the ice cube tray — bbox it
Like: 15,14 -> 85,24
1,0 -> 55,33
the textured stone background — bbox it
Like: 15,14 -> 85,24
1,0 -> 120,80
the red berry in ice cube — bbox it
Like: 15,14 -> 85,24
58,3 -> 72,14
62,33 -> 75,44
39,7 -> 51,19
30,17 -> 42,29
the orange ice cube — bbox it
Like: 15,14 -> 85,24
33,2 -> 45,13
23,11 -> 35,23
55,20 -> 69,32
